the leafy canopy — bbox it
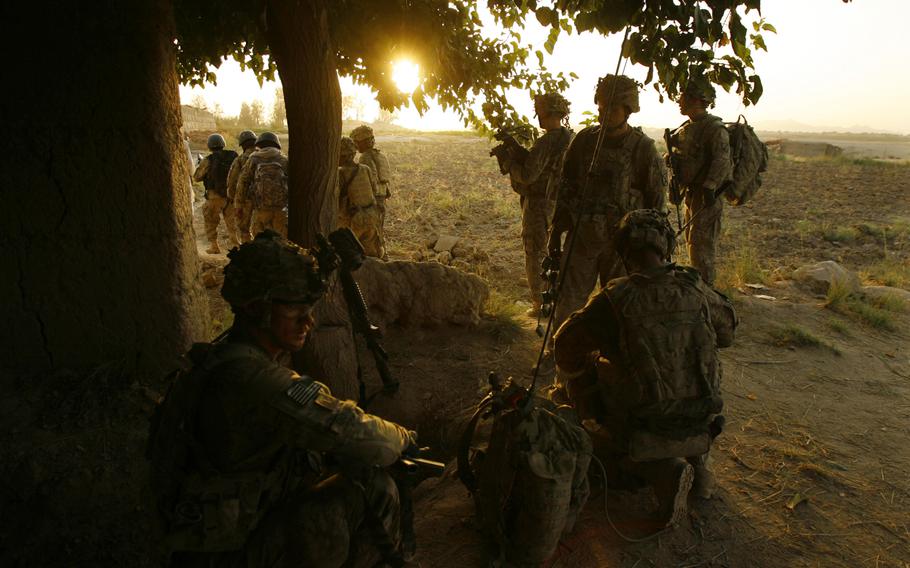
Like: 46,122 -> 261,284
175,0 -> 773,132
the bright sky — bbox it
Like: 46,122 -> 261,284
179,1 -> 910,134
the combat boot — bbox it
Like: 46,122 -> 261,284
654,458 -> 694,528
689,453 -> 716,499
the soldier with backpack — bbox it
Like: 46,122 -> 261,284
338,136 -> 384,258
238,132 -> 289,238
147,230 -> 419,567
351,124 -> 392,247
666,81 -> 733,285
552,209 -> 737,526
193,133 -> 238,254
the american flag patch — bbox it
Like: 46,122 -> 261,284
286,380 -> 321,407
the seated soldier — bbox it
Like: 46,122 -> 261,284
552,209 -> 737,527
148,230 -> 416,567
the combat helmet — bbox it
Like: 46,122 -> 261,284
237,130 -> 257,147
350,124 -> 374,143
339,136 -> 357,156
615,209 -> 676,261
221,230 -> 326,307
206,133 -> 226,150
682,80 -> 717,105
534,92 -> 570,118
256,131 -> 281,149
594,74 -> 640,113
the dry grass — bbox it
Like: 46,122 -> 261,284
769,324 -> 840,355
861,256 -> 910,288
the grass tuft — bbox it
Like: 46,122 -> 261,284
769,324 -> 840,355
861,257 -> 910,289
481,290 -> 524,342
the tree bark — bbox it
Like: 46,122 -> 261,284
266,0 -> 359,397
0,0 -> 209,378
266,0 -> 341,247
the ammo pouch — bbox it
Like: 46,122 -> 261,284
627,396 -> 723,463
163,469 -> 282,553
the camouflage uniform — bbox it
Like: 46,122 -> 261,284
238,147 -> 289,238
553,210 -> 737,519
669,114 -> 732,285
351,126 -> 391,255
510,122 -> 573,309
337,163 -> 384,258
152,232 -> 416,567
226,135 -> 257,244
551,126 -> 666,329
194,148 -> 238,252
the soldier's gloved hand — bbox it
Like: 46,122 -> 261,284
403,431 -> 420,458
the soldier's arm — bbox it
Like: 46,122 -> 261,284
509,133 -> 552,185
225,158 -> 242,200
237,156 -> 255,197
271,377 -> 416,467
553,292 -> 620,376
701,283 -> 737,347
365,165 -> 380,198
192,157 -> 210,183
639,139 -> 668,212
551,133 -> 586,232
375,152 -> 392,197
701,124 -> 733,193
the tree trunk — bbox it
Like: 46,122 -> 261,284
266,0 -> 340,247
0,0 -> 209,378
266,0 -> 359,398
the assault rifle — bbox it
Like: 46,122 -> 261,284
315,229 -> 399,402
489,129 -> 530,175
663,128 -> 684,232
391,451 -> 446,560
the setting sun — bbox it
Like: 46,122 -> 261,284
391,59 -> 420,94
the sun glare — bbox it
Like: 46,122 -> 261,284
392,60 -> 420,94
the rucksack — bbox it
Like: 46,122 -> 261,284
251,161 -> 288,209
722,115 -> 768,206
204,150 -> 238,195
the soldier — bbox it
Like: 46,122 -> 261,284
238,132 -> 289,238
507,93 -> 574,316
193,133 -> 238,254
553,209 -> 737,526
667,81 -> 733,285
148,231 -> 418,567
338,136 -> 384,258
548,75 -> 667,332
225,130 -> 257,244
350,125 -> 391,252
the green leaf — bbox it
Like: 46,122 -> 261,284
535,7 -> 556,27
762,22 -> 778,33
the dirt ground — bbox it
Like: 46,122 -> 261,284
191,132 -> 910,567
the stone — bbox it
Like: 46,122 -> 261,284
791,261 -> 861,295
436,251 -> 453,265
433,234 -> 460,253
861,285 -> 910,304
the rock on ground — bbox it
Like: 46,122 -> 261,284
792,260 -> 862,295
354,259 -> 489,328
861,285 -> 910,303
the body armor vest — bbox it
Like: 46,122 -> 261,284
669,115 -> 722,188
340,165 -> 376,209
605,267 -> 720,411
581,127 -> 645,216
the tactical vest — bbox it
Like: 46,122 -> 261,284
581,127 -> 645,216
669,115 -> 722,188
604,267 -> 721,428
204,150 -> 238,195
340,165 -> 376,209
147,342 -> 293,555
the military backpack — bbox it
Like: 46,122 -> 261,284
204,150 -> 238,196
722,115 -> 768,206
250,161 -> 289,209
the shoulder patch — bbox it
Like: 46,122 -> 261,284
286,380 -> 322,407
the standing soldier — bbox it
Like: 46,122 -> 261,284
225,130 -> 257,244
506,93 -> 574,317
238,132 -> 289,238
666,81 -> 733,285
350,125 -> 391,253
548,75 -> 667,331
193,133 -> 238,254
338,137 -> 384,258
